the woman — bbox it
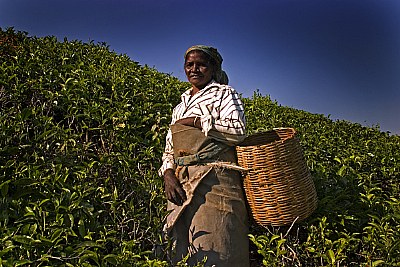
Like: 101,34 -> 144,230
159,45 -> 249,266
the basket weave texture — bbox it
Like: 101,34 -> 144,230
236,128 -> 317,227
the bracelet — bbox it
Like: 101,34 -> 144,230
193,116 -> 199,127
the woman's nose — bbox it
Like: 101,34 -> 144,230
191,63 -> 199,71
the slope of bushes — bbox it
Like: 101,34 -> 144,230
1,28 -> 399,266
244,95 -> 400,266
0,28 -> 186,266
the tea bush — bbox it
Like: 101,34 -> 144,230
0,28 -> 186,266
1,28 -> 399,266
244,94 -> 400,266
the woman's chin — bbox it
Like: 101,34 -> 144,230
189,78 -> 211,89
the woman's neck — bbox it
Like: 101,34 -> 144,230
190,80 -> 213,96
190,87 -> 200,96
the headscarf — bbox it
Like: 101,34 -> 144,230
184,45 -> 229,85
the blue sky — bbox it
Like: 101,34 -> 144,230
1,0 -> 399,134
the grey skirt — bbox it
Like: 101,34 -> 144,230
166,165 -> 249,266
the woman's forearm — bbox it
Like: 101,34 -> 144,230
175,116 -> 201,129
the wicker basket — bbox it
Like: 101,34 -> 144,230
236,128 -> 317,227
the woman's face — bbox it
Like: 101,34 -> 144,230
184,51 -> 214,89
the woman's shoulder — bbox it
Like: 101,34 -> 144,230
206,81 -> 238,94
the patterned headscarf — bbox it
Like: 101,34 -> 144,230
184,45 -> 229,85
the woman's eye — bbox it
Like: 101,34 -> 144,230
184,62 -> 209,69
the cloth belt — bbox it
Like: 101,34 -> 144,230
175,141 -> 230,166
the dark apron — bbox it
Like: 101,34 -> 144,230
165,124 -> 250,267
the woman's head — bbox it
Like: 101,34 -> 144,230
184,45 -> 228,89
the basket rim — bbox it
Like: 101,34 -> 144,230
237,127 -> 296,147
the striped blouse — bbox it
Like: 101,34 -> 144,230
159,81 -> 246,176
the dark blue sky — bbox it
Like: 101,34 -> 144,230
1,0 -> 399,134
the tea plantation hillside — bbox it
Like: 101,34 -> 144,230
1,28 -> 399,266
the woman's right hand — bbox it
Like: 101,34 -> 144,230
163,169 -> 187,206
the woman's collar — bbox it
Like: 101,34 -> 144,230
182,80 -> 219,98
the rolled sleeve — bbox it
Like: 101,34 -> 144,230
201,86 -> 246,144
158,129 -> 176,177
